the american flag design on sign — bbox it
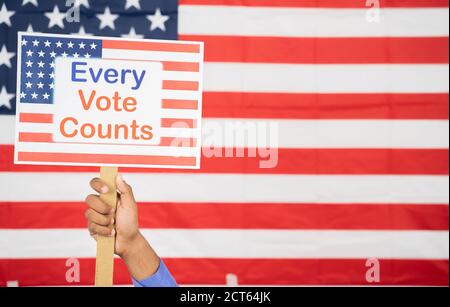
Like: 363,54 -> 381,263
0,0 -> 449,287
15,33 -> 203,168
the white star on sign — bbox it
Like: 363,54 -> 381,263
45,5 -> 66,29
0,3 -> 15,27
37,82 -> 44,89
32,40 -> 39,46
67,41 -> 74,48
22,0 -> 39,6
38,50 -> 45,57
37,61 -> 45,68
20,92 -> 26,99
25,60 -> 33,67
25,82 -> 32,88
43,93 -> 50,100
50,51 -> 56,58
0,87 -> 14,109
56,41 -> 63,48
31,92 -> 38,99
121,27 -> 143,39
147,8 -> 169,32
37,71 -> 44,78
90,42 -> 97,50
25,71 -> 33,78
0,45 -> 15,68
26,50 -> 33,57
21,38 -> 28,46
97,7 -> 118,30
125,0 -> 141,10
79,42 -> 85,49
44,40 -> 51,47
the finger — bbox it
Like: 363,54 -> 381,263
116,174 -> 136,207
90,177 -> 109,194
88,222 -> 115,237
85,194 -> 113,214
85,209 -> 114,226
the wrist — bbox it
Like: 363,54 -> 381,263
118,232 -> 147,260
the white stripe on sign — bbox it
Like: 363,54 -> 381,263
103,49 -> 202,63
179,6 -> 450,37
0,173 -> 447,204
2,116 -> 448,148
203,63 -> 450,93
0,229 -> 448,259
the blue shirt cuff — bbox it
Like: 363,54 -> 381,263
132,260 -> 178,287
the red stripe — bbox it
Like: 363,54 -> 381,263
0,202 -> 447,230
163,61 -> 200,72
18,133 -> 53,143
180,35 -> 449,64
2,146 -> 448,175
179,0 -> 450,8
17,152 -> 196,167
0,258 -> 447,286
162,99 -> 199,110
161,118 -> 197,128
19,113 -> 53,123
202,93 -> 450,120
103,40 -> 200,53
163,80 -> 199,91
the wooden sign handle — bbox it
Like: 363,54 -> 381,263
95,166 -> 118,287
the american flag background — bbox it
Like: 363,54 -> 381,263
0,0 -> 449,286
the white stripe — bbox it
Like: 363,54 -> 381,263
0,229 -> 448,259
103,49 -> 201,62
179,6 -> 449,37
3,116 -> 448,148
0,173 -> 447,204
162,71 -> 201,82
203,63 -> 449,93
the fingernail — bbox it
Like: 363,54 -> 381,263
110,218 -> 115,225
110,229 -> 116,237
117,174 -> 124,184
100,185 -> 109,193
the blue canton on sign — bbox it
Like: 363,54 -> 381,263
20,35 -> 102,104
0,0 -> 178,114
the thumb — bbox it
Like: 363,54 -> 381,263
116,174 -> 136,208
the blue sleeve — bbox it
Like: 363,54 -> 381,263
132,259 -> 178,287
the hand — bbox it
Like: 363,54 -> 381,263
85,174 -> 140,258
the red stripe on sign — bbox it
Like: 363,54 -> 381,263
1,258 -> 448,286
202,93 -> 450,120
179,0 -> 450,8
0,202 -> 447,230
163,61 -> 200,72
18,133 -> 53,143
161,118 -> 197,128
17,152 -> 197,166
180,36 -> 449,64
19,113 -> 53,123
163,80 -> 199,91
162,99 -> 199,110
103,40 -> 200,53
2,146 -> 448,175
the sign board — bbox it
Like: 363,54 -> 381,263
14,32 -> 204,169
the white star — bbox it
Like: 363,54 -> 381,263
49,72 -> 55,79
38,50 -> 45,57
125,0 -> 141,10
0,4 -> 15,27
37,61 -> 45,68
90,42 -> 97,50
73,52 -> 80,58
25,60 -> 33,67
37,82 -> 44,89
74,0 -> 90,8
32,40 -> 39,47
84,53 -> 91,58
20,92 -> 26,99
50,62 -> 55,68
43,93 -> 50,100
56,41 -> 63,48
0,87 -> 14,109
21,38 -> 28,46
37,71 -> 44,78
49,82 -> 55,89
67,41 -> 74,48
26,24 -> 34,33
25,71 -> 33,78
97,7 -> 118,30
26,50 -> 33,57
45,5 -> 65,29
0,45 -> 15,68
122,27 -> 143,39
79,42 -> 86,49
44,40 -> 51,47
22,0 -> 39,6
31,92 -> 38,99
25,81 -> 32,88
76,25 -> 91,36
61,52 -> 68,58
147,8 -> 169,32
49,51 -> 56,58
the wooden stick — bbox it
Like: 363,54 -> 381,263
95,166 -> 118,287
